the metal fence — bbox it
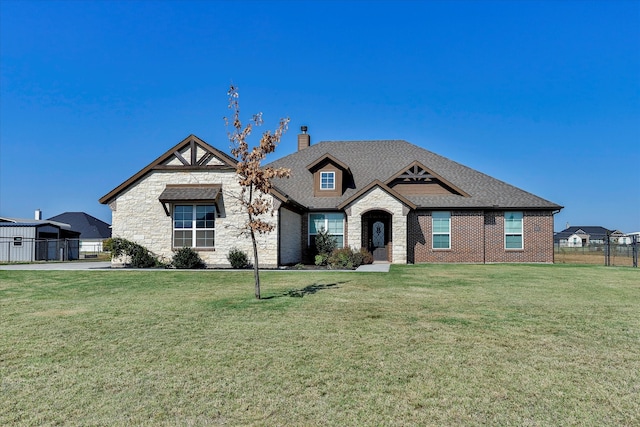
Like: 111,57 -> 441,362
0,238 -> 105,263
555,234 -> 638,267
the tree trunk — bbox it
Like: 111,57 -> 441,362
251,228 -> 261,299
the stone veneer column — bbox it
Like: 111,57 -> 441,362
345,187 -> 407,264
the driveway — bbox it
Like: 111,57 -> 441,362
0,261 -> 112,270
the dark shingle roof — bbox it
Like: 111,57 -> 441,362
554,226 -> 611,241
47,212 -> 111,239
267,140 -> 562,210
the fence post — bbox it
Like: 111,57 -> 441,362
604,233 -> 610,266
633,235 -> 638,268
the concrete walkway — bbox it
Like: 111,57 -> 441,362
355,262 -> 391,272
0,261 -> 112,270
1,261 -> 391,272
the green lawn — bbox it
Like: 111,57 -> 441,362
1,265 -> 638,426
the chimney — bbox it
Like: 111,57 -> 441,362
35,209 -> 42,220
297,126 -> 310,150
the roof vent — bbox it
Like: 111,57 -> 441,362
35,209 -> 42,220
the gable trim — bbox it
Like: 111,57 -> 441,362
337,180 -> 417,210
99,135 -> 237,205
306,153 -> 351,172
385,161 -> 470,197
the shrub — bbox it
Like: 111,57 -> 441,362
314,227 -> 337,265
227,247 -> 250,269
327,248 -> 354,269
172,247 -> 205,269
107,237 -> 162,268
315,254 -> 329,266
103,238 -> 114,253
326,247 -> 374,269
351,249 -> 364,267
359,247 -> 374,265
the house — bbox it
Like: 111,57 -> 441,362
620,232 -> 640,245
99,132 -> 562,267
47,212 -> 111,253
0,211 -> 80,262
554,226 -> 616,247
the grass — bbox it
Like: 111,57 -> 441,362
1,264 -> 638,426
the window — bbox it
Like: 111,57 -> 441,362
309,213 -> 344,247
320,171 -> 335,190
173,205 -> 215,248
505,211 -> 523,249
13,237 -> 22,246
432,211 -> 451,249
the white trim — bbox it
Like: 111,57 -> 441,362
173,204 -> 216,248
504,211 -> 523,250
320,171 -> 335,190
432,211 -> 451,249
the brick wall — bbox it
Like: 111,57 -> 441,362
408,210 -> 555,263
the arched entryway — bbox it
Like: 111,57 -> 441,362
362,210 -> 392,262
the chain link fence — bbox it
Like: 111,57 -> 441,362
555,234 -> 638,267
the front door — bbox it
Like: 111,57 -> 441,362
371,220 -> 387,261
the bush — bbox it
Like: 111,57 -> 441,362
314,227 -> 337,265
326,247 -> 374,269
106,237 -> 162,268
359,247 -> 374,265
172,247 -> 205,269
314,254 -> 329,266
327,248 -> 355,269
227,247 -> 250,269
103,238 -> 114,253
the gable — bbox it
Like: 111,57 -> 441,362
338,180 -> 416,210
163,139 -> 228,167
307,154 -> 352,197
386,161 -> 470,197
99,135 -> 236,204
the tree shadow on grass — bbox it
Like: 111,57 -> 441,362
263,281 -> 348,299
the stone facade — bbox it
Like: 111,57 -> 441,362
345,186 -> 408,264
109,169 -> 279,268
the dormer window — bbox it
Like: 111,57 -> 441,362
307,153 -> 351,197
320,172 -> 335,190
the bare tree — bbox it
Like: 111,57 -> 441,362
224,85 -> 290,299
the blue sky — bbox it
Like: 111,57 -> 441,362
1,0 -> 638,232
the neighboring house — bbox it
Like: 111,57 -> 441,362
620,232 -> 640,245
47,212 -> 111,253
554,226 -> 612,247
99,132 -> 562,267
0,214 -> 80,262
